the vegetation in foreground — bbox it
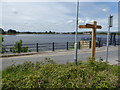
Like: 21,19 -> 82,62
2,58 -> 120,89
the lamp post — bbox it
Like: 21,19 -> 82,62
74,0 -> 79,65
106,15 -> 113,62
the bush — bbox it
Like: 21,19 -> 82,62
0,36 -> 7,54
2,58 -> 119,89
10,40 -> 30,53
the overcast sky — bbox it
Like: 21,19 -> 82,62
1,1 -> 119,32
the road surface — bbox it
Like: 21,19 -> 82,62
1,46 -> 119,70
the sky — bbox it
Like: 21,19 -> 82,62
1,1 -> 119,32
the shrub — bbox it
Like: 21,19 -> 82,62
2,58 -> 119,89
10,40 -> 30,53
0,36 -> 7,54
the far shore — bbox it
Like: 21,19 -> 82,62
0,33 -> 110,35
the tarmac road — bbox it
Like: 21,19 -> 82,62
1,46 -> 119,70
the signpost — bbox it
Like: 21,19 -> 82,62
79,21 -> 102,60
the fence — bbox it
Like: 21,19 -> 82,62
4,42 -> 74,54
3,38 -> 120,54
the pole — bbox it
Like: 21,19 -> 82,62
110,33 -> 112,45
89,41 -> 91,49
74,0 -> 79,65
113,33 -> 116,46
98,40 -> 101,48
18,43 -> 20,53
78,41 -> 80,49
67,42 -> 69,50
37,43 -> 38,52
106,15 -> 113,62
52,42 -> 54,51
106,26 -> 110,62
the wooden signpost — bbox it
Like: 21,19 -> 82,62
79,21 -> 102,60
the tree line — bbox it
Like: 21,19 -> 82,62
0,28 -> 17,35
0,28 -> 119,35
0,28 -> 83,35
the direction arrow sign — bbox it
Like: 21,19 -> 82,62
79,24 -> 102,29
78,25 -> 89,28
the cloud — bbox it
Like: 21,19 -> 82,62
23,16 -> 36,21
1,0 -> 120,2
11,8 -> 18,14
78,19 -> 85,24
78,18 -> 95,24
2,2 -> 75,32
2,2 -> 118,32
102,8 -> 108,12
67,20 -> 73,23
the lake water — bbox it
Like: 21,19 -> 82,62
3,34 -> 108,45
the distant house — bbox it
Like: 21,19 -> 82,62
83,31 -> 92,35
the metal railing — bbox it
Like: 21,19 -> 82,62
3,38 -> 120,54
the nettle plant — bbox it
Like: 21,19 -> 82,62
0,36 -> 7,54
10,40 -> 30,53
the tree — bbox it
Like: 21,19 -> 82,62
52,31 -> 55,34
0,28 -> 6,34
49,31 -> 52,34
7,29 -> 17,34
45,31 -> 48,34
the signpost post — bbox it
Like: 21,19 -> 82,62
79,21 -> 102,60
106,15 -> 113,62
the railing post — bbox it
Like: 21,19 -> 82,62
89,41 -> 91,49
37,43 -> 39,52
78,41 -> 80,49
98,40 -> 101,48
18,43 -> 20,53
66,42 -> 69,50
52,42 -> 54,51
114,40 -> 116,46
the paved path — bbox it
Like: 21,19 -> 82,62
1,46 -> 119,70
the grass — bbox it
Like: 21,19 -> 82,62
1,58 -> 120,89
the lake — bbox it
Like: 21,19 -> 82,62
3,34 -> 108,45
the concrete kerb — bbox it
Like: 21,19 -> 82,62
1,46 -> 118,58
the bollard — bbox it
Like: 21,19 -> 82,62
89,41 -> 91,48
37,43 -> 39,52
18,43 -> 20,53
114,40 -> 116,46
98,41 -> 101,48
78,42 -> 80,49
66,42 -> 69,50
52,42 -> 54,51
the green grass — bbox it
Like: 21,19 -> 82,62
2,58 -> 120,89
